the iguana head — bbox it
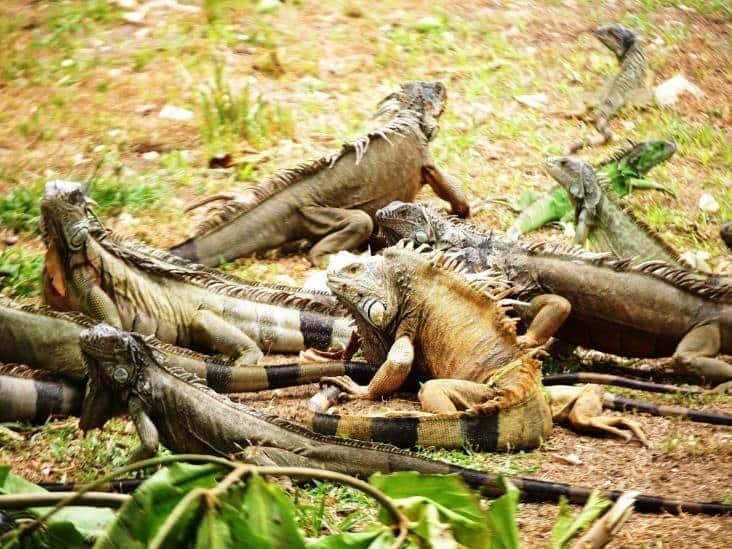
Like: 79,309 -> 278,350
376,201 -> 469,249
595,24 -> 637,59
79,324 -> 153,431
377,81 -> 447,141
545,156 -> 602,220
622,140 -> 676,176
40,180 -> 94,256
326,252 -> 400,330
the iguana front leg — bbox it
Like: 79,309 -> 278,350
72,270 -> 123,328
546,385 -> 647,446
422,165 -> 470,218
128,396 -> 159,463
517,294 -> 571,348
321,335 -> 414,400
300,206 -> 374,267
191,309 -> 263,366
672,323 -> 732,386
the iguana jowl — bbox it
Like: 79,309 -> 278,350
317,242 -> 650,447
169,81 -> 470,267
567,25 -> 648,153
375,202 -> 732,386
77,323 -> 732,516
40,181 -> 354,365
506,140 -> 676,239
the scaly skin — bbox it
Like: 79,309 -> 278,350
40,181 -> 355,365
77,323 -> 732,515
507,140 -> 676,238
544,156 -> 681,265
169,81 -> 470,267
0,300 -> 375,423
568,25 -> 648,153
0,368 -> 82,423
375,202 -> 732,386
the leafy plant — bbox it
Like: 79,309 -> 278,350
0,248 -> 43,298
0,184 -> 43,235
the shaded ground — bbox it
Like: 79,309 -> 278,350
0,0 -> 730,545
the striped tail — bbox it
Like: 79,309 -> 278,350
0,375 -> 82,424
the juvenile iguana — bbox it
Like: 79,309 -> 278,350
506,140 -> 676,239
316,242 -> 652,448
544,156 -> 682,265
77,323 -> 732,515
566,24 -> 649,153
375,202 -> 732,386
40,180 -> 355,365
169,81 -> 470,266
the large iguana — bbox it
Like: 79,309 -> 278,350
0,366 -> 82,424
375,202 -> 732,386
314,242 -> 656,448
506,140 -> 676,239
544,156 -> 682,265
40,180 -> 355,365
565,24 -> 649,153
169,81 -> 470,267
76,323 -> 731,515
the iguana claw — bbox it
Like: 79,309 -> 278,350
319,375 -> 369,399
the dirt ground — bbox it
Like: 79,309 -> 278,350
0,0 -> 730,546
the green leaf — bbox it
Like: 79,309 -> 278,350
308,529 -> 394,549
370,472 -> 489,549
0,465 -> 115,542
550,491 -> 611,549
485,479 -> 521,549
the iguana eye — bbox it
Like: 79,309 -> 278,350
345,263 -> 363,275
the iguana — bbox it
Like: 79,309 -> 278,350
315,242 -> 655,448
77,323 -> 732,516
0,366 -> 82,424
374,202 -> 732,386
169,81 -> 470,267
506,140 -> 676,239
544,156 -> 682,265
565,24 -> 649,153
40,180 -> 355,365
722,222 -> 732,250
0,299 -> 373,397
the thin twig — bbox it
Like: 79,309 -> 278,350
0,492 -> 129,509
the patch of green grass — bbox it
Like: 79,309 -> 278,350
293,481 -> 375,537
0,184 -> 43,235
89,176 -> 170,216
0,248 -> 44,298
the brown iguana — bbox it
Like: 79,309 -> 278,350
315,242 -> 652,448
40,180 -> 355,365
566,24 -> 649,153
0,365 -> 82,424
375,202 -> 732,387
76,322 -> 732,515
169,81 -> 470,267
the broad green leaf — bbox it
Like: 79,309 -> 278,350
308,529 -> 394,549
0,465 -> 114,541
240,474 -> 305,549
95,462 -> 224,548
485,480 -> 521,549
370,472 -> 489,549
550,491 -> 611,549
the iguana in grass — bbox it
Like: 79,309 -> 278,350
77,323 -> 732,516
506,140 -> 676,239
0,299 -> 373,405
374,202 -> 732,387
169,81 -> 470,267
565,25 -> 650,153
40,180 -> 355,365
544,156 -> 682,265
315,242 -> 652,448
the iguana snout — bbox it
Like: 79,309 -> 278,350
595,24 -> 637,59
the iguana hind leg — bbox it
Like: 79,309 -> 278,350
418,379 -> 498,413
191,309 -> 263,366
422,165 -> 470,218
546,385 -> 647,446
300,206 -> 374,267
672,323 -> 732,386
128,397 -> 159,463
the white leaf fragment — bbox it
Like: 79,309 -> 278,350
159,104 -> 194,122
654,74 -> 704,106
514,93 -> 548,109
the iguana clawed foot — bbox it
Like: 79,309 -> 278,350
319,375 -> 370,400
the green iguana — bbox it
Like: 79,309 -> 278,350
169,81 -> 470,267
77,323 -> 732,515
506,140 -> 676,239
566,24 -> 649,153
315,242 -> 653,448
0,366 -> 82,424
40,180 -> 355,365
0,299 -> 374,418
544,156 -> 682,265
374,202 -> 732,386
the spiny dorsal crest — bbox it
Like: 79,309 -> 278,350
1,299 -> 99,328
0,363 -> 54,379
597,139 -> 637,168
